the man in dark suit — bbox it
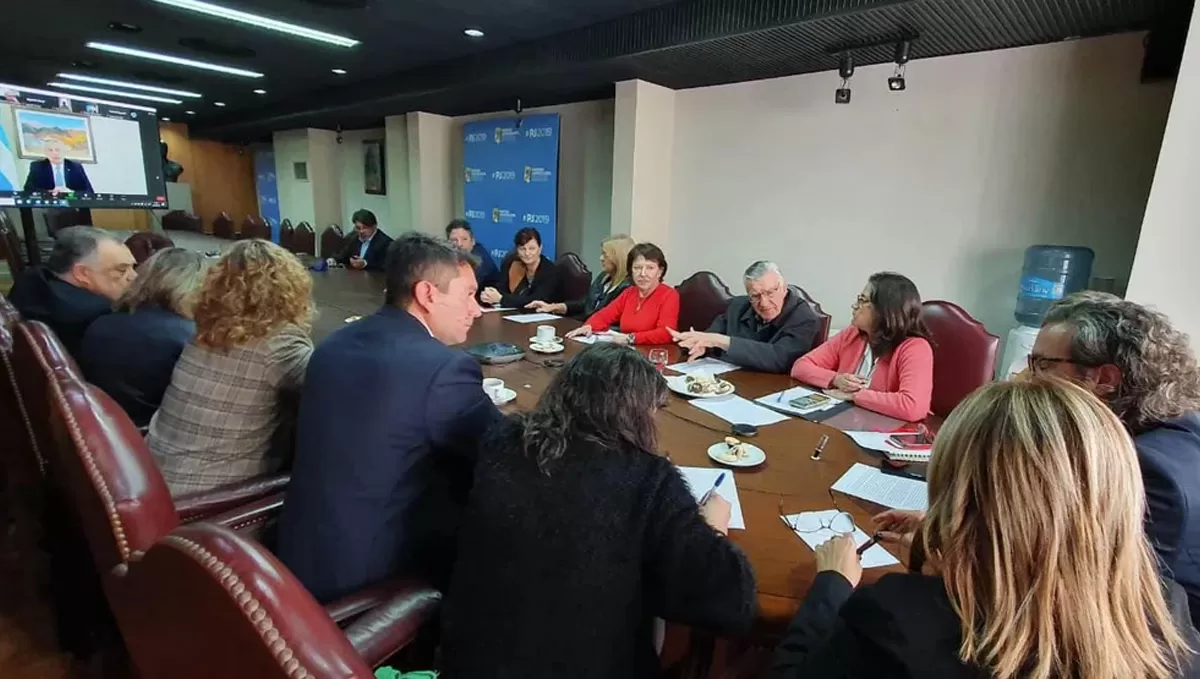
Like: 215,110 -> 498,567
329,208 -> 392,271
23,138 -> 94,195
278,232 -> 501,603
1030,292 -> 1200,626
446,218 -> 499,289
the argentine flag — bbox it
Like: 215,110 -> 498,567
0,124 -> 18,192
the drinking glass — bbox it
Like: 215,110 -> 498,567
648,349 -> 669,373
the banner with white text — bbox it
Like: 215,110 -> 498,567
462,113 -> 560,261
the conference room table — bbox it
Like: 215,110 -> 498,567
308,267 -> 911,635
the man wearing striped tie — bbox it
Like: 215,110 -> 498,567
23,137 -> 93,196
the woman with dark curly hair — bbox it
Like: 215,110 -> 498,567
442,343 -> 757,678
148,239 -> 314,495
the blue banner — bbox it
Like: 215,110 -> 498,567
462,114 -> 560,261
254,150 -> 281,242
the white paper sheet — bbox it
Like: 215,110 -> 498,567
481,306 -> 516,313
503,313 -> 562,323
831,463 -> 928,511
781,510 -> 900,569
677,466 -> 745,530
570,331 -> 620,345
666,357 -> 741,376
755,386 -> 842,416
690,396 -> 790,427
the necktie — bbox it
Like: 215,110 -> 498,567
53,163 -> 65,188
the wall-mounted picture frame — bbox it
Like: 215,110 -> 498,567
364,139 -> 386,195
14,108 -> 96,163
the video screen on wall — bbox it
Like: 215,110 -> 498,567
0,83 -> 168,209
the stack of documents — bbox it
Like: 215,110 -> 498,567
781,510 -> 900,569
691,396 -> 790,427
666,358 -> 740,376
756,386 -> 843,416
502,313 -> 562,323
831,463 -> 927,511
570,331 -> 621,345
676,466 -> 746,529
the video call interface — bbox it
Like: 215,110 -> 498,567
0,83 -> 168,209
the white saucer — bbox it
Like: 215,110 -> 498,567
529,342 -> 565,354
490,387 -> 517,406
529,335 -> 564,344
707,441 -> 766,468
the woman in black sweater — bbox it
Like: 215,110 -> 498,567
479,227 -> 560,309
442,343 -> 757,679
772,377 -> 1199,679
526,234 -> 634,319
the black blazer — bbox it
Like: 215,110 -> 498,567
78,306 -> 195,428
705,286 -> 819,374
564,273 -> 630,319
8,266 -> 112,357
442,418 -> 757,678
334,229 -> 393,271
24,158 -> 94,194
1138,412 -> 1200,626
276,306 -> 502,603
496,253 -> 560,308
772,571 -> 1200,678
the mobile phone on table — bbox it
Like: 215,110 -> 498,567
886,431 -> 932,450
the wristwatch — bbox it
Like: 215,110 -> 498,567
627,333 -> 636,345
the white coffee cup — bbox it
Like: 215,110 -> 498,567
535,325 -> 556,342
482,378 -> 505,401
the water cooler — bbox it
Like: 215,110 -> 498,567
999,245 -> 1094,379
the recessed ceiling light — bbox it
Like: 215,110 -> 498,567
57,73 -> 202,98
87,42 -> 264,78
253,88 -> 266,94
161,117 -> 171,121
1,81 -> 158,112
47,81 -> 183,104
464,28 -> 485,38
214,101 -> 226,106
151,0 -> 360,48
331,68 -> 347,75
186,110 -> 196,114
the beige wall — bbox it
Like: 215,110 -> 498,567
273,129 -> 314,226
309,128 -> 342,229
1127,9 -> 1200,351
667,33 -> 1173,334
612,80 -> 676,248
452,99 -> 615,261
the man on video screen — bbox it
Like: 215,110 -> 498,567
23,137 -> 93,195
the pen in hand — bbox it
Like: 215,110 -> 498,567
698,472 -> 726,506
857,532 -> 882,556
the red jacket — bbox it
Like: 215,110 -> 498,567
790,326 -> 934,422
585,284 -> 680,346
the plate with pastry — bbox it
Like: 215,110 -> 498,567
707,436 -> 766,468
666,372 -> 735,399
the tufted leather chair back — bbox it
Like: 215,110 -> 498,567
161,210 -> 202,233
212,212 -> 235,239
241,215 -> 269,241
119,523 -> 377,679
294,222 -> 316,256
320,224 -> 345,259
279,219 -> 295,252
0,211 -> 25,276
920,300 -> 1000,418
793,286 -> 832,348
676,271 -> 734,333
556,252 -> 592,302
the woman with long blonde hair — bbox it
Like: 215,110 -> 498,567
148,239 -> 314,496
772,377 -> 1199,679
526,234 -> 635,319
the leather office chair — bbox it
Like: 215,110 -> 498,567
43,208 -> 83,237
793,286 -> 832,348
161,210 -> 202,233
114,523 -> 441,679
0,211 -> 25,276
676,272 -> 734,333
321,224 -> 345,259
278,219 -> 295,252
920,300 -> 999,418
242,215 -> 269,241
212,212 -> 235,239
124,231 -> 175,266
556,252 -> 592,302
295,222 -> 316,256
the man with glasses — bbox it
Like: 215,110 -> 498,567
1030,291 -> 1200,624
9,225 -> 136,356
670,260 -> 819,373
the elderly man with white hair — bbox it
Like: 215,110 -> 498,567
670,261 -> 819,374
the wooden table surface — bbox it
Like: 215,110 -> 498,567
308,269 -> 907,631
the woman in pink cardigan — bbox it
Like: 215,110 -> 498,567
790,272 -> 934,422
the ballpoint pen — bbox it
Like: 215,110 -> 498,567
698,472 -> 726,506
811,434 -> 829,460
857,532 -> 882,556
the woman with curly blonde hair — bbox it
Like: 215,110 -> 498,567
774,377 -> 1199,679
148,239 -> 314,495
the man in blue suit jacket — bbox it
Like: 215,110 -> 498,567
23,139 -> 94,195
277,232 -> 500,603
1032,292 -> 1200,626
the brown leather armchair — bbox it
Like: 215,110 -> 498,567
116,523 -> 441,679
676,272 -> 734,332
793,286 -> 832,348
0,211 -> 25,276
279,218 -> 295,252
920,300 -> 999,418
161,210 -> 203,233
320,223 -> 345,259
242,215 -> 269,241
556,252 -> 592,302
212,212 -> 235,239
295,222 -> 317,256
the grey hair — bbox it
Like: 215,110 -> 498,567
46,226 -> 121,275
744,260 -> 781,281
1043,291 -> 1200,431
115,247 -> 207,317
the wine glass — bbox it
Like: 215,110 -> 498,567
648,348 -> 669,373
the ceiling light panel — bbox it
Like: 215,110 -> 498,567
152,0 -> 359,47
0,81 -> 158,112
47,82 -> 184,104
87,42 -> 264,78
57,73 -> 202,98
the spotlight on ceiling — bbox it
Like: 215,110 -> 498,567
835,53 -> 854,104
151,0 -> 360,47
331,68 -> 347,75
186,110 -> 196,114
57,73 -> 202,98
464,28 -> 485,38
253,88 -> 266,94
161,117 -> 171,121
87,42 -> 264,78
47,81 -> 184,104
214,101 -> 226,106
889,40 -> 911,92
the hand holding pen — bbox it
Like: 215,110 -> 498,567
699,473 -> 731,535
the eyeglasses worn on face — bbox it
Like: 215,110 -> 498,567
1026,353 -> 1095,373
749,284 -> 783,303
853,294 -> 871,308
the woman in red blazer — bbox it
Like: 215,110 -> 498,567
566,242 -> 679,346
791,272 -> 934,422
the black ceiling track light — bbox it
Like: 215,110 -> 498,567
835,53 -> 854,104
889,39 -> 912,91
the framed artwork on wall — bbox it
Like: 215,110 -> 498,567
363,139 -> 385,195
14,108 -> 96,162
